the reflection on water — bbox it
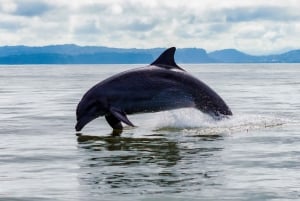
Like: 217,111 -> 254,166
77,133 -> 181,167
76,133 -> 224,195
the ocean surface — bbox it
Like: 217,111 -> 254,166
0,64 -> 299,201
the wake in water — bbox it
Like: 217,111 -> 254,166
145,108 -> 292,135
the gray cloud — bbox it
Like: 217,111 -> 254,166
74,20 -> 100,35
0,20 -> 24,31
220,6 -> 300,22
14,0 -> 54,16
124,20 -> 157,32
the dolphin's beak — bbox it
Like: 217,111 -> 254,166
75,121 -> 84,132
75,115 -> 95,132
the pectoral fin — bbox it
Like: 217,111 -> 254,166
105,114 -> 123,130
109,107 -> 135,127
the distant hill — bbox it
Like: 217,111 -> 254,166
175,48 -> 215,63
209,49 -> 300,63
274,50 -> 300,62
0,44 -> 299,64
209,49 -> 259,63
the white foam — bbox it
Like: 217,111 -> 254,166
146,108 -> 292,135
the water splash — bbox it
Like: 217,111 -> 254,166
149,108 -> 291,135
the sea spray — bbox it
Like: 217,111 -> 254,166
147,108 -> 291,135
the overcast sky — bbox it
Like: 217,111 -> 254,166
0,0 -> 299,54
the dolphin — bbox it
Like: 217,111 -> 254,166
75,47 -> 232,131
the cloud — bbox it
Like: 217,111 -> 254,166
13,0 -> 54,17
221,6 -> 300,22
125,19 -> 157,32
0,0 -> 300,54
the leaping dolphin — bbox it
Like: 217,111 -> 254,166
75,47 -> 232,131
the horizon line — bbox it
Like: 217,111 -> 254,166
0,43 -> 299,56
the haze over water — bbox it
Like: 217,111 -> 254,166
0,64 -> 299,201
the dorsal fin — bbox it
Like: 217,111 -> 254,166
151,47 -> 185,71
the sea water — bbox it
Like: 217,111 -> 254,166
0,64 -> 299,200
